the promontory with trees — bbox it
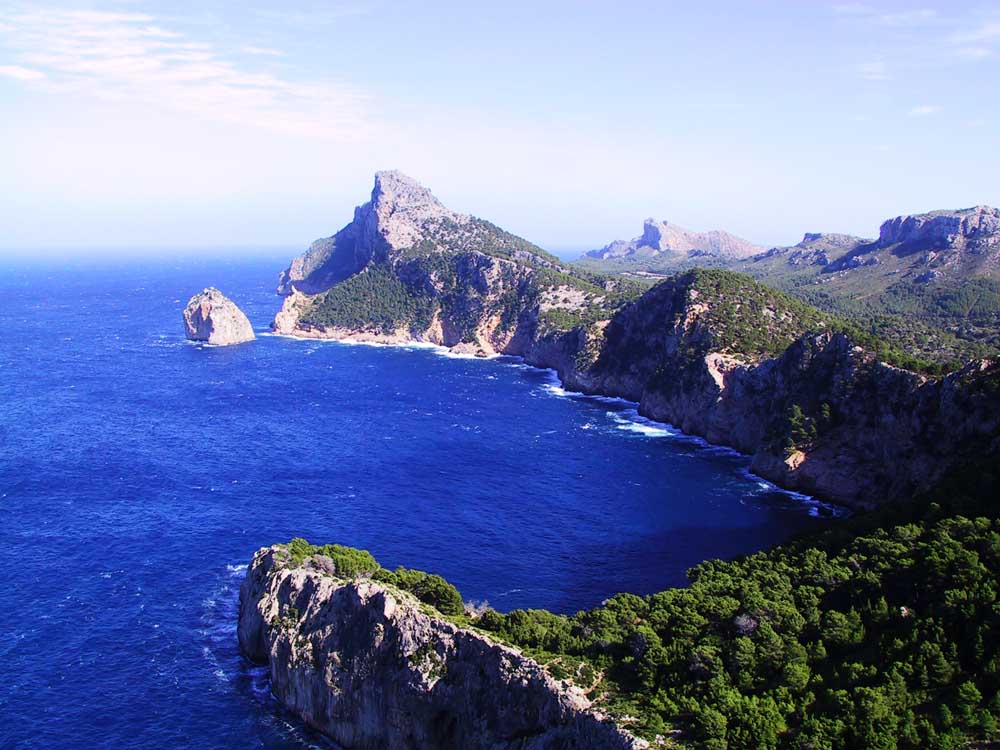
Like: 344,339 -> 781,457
240,172 -> 1000,749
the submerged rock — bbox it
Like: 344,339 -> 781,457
183,287 -> 255,345
238,545 -> 645,750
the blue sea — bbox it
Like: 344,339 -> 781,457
0,254 -> 832,749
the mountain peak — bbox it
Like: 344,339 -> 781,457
588,218 -> 761,261
371,170 -> 447,214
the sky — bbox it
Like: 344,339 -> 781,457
1,1 -> 999,256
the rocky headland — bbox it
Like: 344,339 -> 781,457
183,287 -> 255,345
269,173 -> 1000,509
238,543 -> 644,750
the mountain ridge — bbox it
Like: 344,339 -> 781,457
585,217 -> 762,262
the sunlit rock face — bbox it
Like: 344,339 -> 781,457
183,287 -> 255,345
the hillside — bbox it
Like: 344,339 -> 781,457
272,188 -> 1000,509
580,207 -> 1000,365
735,207 -> 1000,362
274,170 -> 643,355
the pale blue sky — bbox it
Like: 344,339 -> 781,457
1,1 -> 998,255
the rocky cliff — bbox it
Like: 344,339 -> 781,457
875,205 -> 1000,254
238,544 -> 644,750
273,171 -> 636,356
272,175 -> 1000,507
183,287 -> 255,345
523,270 -> 1000,508
586,218 -> 761,262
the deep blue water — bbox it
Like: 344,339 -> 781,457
0,255 -> 831,749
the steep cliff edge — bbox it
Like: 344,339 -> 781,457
272,175 -> 1000,507
272,170 -> 638,355
238,543 -> 644,750
183,287 -> 255,345
529,270 -> 1000,507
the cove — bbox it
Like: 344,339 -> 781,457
0,255 -> 831,750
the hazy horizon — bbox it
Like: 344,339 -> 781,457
2,1 -> 999,255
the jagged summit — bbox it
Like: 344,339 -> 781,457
277,172 -> 468,295
370,170 -> 460,223
587,218 -> 761,261
272,171 -> 613,354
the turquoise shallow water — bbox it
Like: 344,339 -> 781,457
0,254 -> 830,749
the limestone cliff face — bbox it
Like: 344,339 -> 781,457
238,546 -> 644,750
272,176 -> 1000,507
272,171 -> 623,356
823,205 -> 1000,281
517,272 -> 1000,508
877,205 -> 1000,253
183,287 -> 255,345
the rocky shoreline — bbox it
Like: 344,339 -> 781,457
268,173 -> 1000,510
238,544 -> 646,750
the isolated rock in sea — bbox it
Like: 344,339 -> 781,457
183,287 -> 255,345
238,545 -> 644,750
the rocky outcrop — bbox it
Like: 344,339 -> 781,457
183,287 -> 255,345
751,233 -> 867,268
272,171 -> 622,357
526,274 -> 1000,508
587,218 -> 762,261
823,205 -> 1000,277
877,205 -> 1000,253
277,171 -> 476,296
238,545 -> 644,750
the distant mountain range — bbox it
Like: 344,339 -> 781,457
578,206 -> 1000,363
585,218 -> 762,262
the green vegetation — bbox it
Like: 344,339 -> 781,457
286,537 -> 380,576
479,481 -> 1000,748
300,265 -> 436,333
579,246 -> 1000,367
281,538 -> 465,618
782,284 -> 995,370
373,567 -> 465,617
631,269 -> 963,375
666,269 -> 831,360
278,462 -> 1000,750
397,216 -> 564,266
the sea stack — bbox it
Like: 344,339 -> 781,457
183,287 -> 255,345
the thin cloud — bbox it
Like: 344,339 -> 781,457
909,105 -> 941,117
0,63 -> 44,80
956,47 -> 992,60
241,46 -> 285,57
0,8 -> 370,138
833,4 -> 937,27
